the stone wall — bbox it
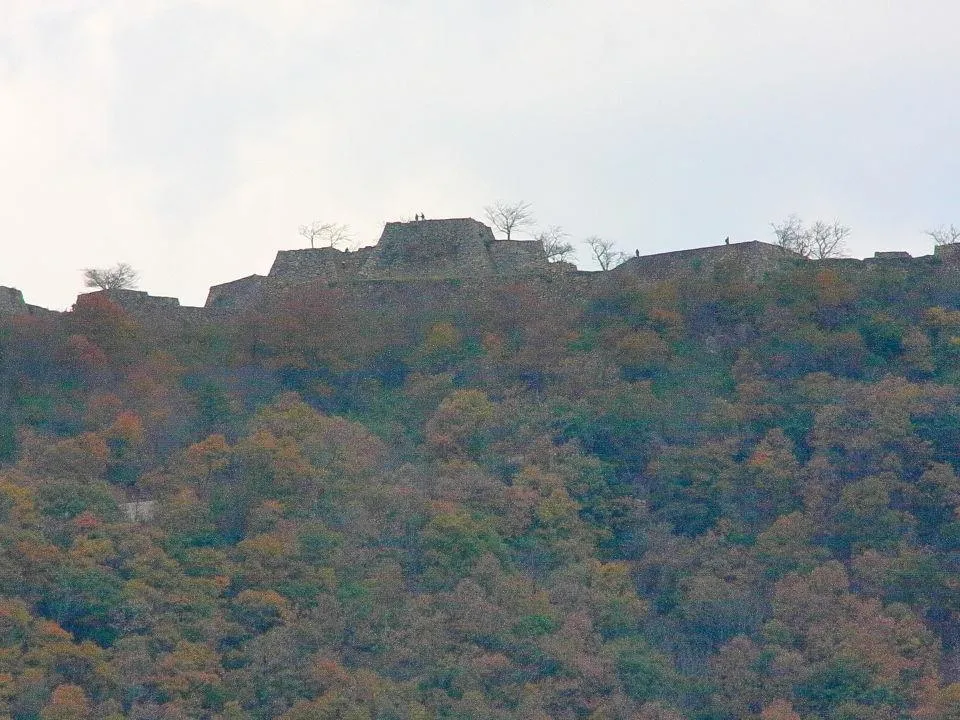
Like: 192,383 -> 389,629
269,247 -> 375,283
204,217 -> 551,309
49,229 -> 960,320
490,239 -> 549,274
206,275 -> 270,310
359,218 -> 501,279
0,286 -> 54,317
0,287 -> 26,315
202,235 -> 960,313
73,289 -> 227,336
934,243 -> 960,263
256,271 -> 597,322
91,289 -> 181,311
611,241 -> 801,283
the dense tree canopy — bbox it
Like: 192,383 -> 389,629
0,260 -> 958,718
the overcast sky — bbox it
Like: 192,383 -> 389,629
2,1 -> 958,310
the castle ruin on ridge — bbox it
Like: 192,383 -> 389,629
4,215 -> 960,318
205,217 -> 549,309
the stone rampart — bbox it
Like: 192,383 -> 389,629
74,289 -> 225,336
92,289 -> 181,311
611,241 -> 801,283
204,217 -> 551,308
490,239 -> 549,274
359,218 -> 501,279
934,243 -> 960,263
202,234 -> 960,313
0,286 -> 55,317
43,216 -> 960,321
269,247 -> 375,283
816,252 -> 939,276
256,272 -> 596,321
205,275 -> 270,310
0,287 -> 26,315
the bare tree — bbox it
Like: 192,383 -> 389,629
771,215 -> 811,257
808,220 -> 851,259
484,200 -> 535,241
771,215 -> 849,259
83,263 -> 139,290
534,225 -> 574,262
298,221 -> 351,249
926,224 -> 960,246
584,236 -> 626,271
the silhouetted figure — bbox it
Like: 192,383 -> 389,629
724,236 -> 730,245
635,249 -> 640,258
414,213 -> 420,221
421,212 -> 426,220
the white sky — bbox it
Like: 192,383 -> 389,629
2,1 -> 958,309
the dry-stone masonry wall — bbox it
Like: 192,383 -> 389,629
206,217 -> 552,309
12,217 -> 960,322
0,287 -> 26,314
206,275 -> 270,310
358,219 -> 501,279
95,289 -> 181,311
611,241 -> 802,283
269,247 -> 375,284
0,286 -> 53,317
935,243 -> 960,263
490,240 -> 552,274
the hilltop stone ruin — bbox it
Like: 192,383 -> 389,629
0,286 -> 52,317
4,216 -> 960,319
206,218 -> 549,309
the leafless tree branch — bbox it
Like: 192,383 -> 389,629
926,224 -> 960,246
298,221 -> 351,249
584,236 -> 626,271
484,200 -> 535,241
771,215 -> 849,259
809,220 -> 851,260
534,225 -> 574,262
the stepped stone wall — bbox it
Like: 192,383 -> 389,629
359,219 -> 500,279
206,217 -> 552,309
14,216 -> 960,322
197,232 -> 960,313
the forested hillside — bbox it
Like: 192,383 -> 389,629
0,260 -> 958,719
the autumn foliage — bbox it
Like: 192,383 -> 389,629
0,265 -> 957,718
